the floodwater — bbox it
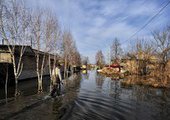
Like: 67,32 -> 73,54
0,70 -> 170,120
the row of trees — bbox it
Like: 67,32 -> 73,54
126,27 -> 170,77
95,26 -> 170,82
95,38 -> 122,68
0,0 -> 81,93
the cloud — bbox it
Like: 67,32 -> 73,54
24,0 -> 170,63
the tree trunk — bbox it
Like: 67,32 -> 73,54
14,77 -> 19,97
48,54 -> 52,80
64,57 -> 67,78
48,54 -> 53,92
40,54 -> 46,82
36,54 -> 43,93
5,64 -> 8,103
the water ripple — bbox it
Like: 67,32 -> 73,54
59,71 -> 170,120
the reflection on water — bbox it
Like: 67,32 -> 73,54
0,71 -> 170,120
59,71 -> 170,120
81,70 -> 89,80
96,72 -> 104,89
0,76 -> 51,104
53,96 -> 63,119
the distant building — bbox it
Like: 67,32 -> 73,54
81,65 -> 87,70
105,63 -> 123,73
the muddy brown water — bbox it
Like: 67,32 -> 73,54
0,70 -> 170,120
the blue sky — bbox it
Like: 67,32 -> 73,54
25,0 -> 170,63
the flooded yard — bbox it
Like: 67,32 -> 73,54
0,70 -> 170,120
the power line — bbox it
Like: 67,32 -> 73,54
123,0 -> 170,45
74,0 -> 170,56
83,0 -> 170,60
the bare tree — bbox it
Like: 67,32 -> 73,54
135,39 -> 154,75
31,10 -> 58,93
74,51 -> 81,66
62,31 -> 74,77
82,56 -> 89,66
69,41 -> 81,73
111,38 -> 122,63
43,11 -> 61,91
61,31 -> 81,76
152,27 -> 170,84
0,0 -> 31,96
95,50 -> 105,69
30,10 -> 44,92
153,27 -> 170,71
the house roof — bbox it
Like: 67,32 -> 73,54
0,45 -> 34,55
105,63 -> 122,68
0,45 -> 60,58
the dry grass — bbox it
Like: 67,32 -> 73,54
121,75 -> 170,88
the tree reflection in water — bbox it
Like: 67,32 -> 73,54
52,91 -> 63,119
109,79 -> 122,99
52,73 -> 82,119
128,86 -> 170,120
95,72 -> 105,89
0,71 -> 170,120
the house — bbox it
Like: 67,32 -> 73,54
0,45 -> 59,85
105,63 -> 123,73
121,52 -> 159,75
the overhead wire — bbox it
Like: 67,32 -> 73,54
78,0 -> 152,51
67,0 -> 170,59
104,0 -> 170,63
122,0 -> 170,45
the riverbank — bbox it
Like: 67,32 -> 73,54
97,67 -> 125,78
97,68 -> 170,88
